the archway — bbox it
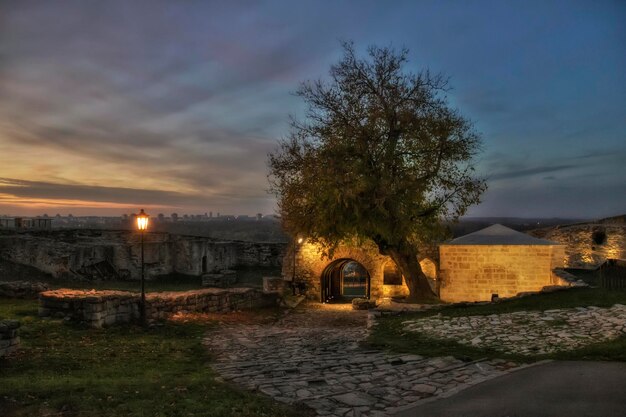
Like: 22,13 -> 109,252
321,259 -> 370,303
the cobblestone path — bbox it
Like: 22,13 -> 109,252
403,304 -> 626,356
203,303 -> 518,416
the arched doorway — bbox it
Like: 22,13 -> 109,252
321,259 -> 370,303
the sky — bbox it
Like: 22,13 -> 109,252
0,0 -> 624,219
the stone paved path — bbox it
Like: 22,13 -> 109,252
203,303 -> 518,416
402,304 -> 626,356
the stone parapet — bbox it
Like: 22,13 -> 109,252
39,287 -> 277,328
0,319 -> 20,357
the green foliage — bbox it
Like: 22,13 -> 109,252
268,42 -> 486,255
0,298 -> 307,417
268,42 -> 486,300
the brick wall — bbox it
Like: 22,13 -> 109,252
439,244 -> 566,302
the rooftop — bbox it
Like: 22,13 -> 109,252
445,224 -> 559,246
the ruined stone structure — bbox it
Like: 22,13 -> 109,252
285,239 -> 439,303
438,224 -> 568,303
529,217 -> 626,269
39,287 -> 278,328
0,280 -> 49,298
0,230 -> 285,281
0,319 -> 20,357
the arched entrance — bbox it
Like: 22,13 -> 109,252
321,259 -> 370,303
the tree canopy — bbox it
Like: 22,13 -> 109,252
268,43 -> 486,301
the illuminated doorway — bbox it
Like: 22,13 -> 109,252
321,259 -> 370,303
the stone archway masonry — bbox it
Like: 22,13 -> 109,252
285,240 -> 439,302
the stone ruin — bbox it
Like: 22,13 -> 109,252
529,216 -> 626,269
0,229 -> 285,282
38,287 -> 279,328
0,319 -> 20,357
0,280 -> 50,298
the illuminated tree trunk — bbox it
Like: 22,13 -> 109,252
385,243 -> 438,303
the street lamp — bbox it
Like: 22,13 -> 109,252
136,209 -> 149,327
292,237 -> 304,295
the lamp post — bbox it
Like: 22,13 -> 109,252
292,237 -> 303,295
136,209 -> 149,327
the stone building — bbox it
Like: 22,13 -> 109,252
438,224 -> 567,302
288,224 -> 570,304
286,239 -> 439,303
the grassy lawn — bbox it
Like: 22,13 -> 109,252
367,287 -> 626,363
0,297 -> 308,417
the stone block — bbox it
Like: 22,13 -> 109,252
263,276 -> 285,294
352,298 -> 377,310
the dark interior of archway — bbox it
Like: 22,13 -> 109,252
321,259 -> 370,303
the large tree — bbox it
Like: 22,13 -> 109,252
268,43 -> 486,302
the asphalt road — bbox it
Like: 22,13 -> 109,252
395,361 -> 626,417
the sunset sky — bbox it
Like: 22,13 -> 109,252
1,1 -> 624,218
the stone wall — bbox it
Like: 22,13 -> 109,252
438,244 -> 567,303
0,320 -> 20,357
39,288 -> 278,328
530,223 -> 626,269
287,239 -> 439,302
0,230 -> 285,281
0,280 -> 49,298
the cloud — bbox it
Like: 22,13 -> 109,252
489,164 -> 576,180
0,0 -> 624,218
0,177 -> 205,206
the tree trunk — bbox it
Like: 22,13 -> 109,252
386,243 -> 439,303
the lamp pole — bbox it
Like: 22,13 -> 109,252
140,226 -> 145,326
136,209 -> 149,327
292,237 -> 303,295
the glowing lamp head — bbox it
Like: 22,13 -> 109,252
136,209 -> 149,231
297,237 -> 304,244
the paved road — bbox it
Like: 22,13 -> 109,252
395,361 -> 626,417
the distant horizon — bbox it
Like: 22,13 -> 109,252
3,210 -> 622,222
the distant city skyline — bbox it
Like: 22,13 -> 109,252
1,1 -> 625,218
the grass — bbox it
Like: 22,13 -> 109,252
0,297 -> 309,417
366,287 -> 626,363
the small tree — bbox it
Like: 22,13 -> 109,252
268,43 -> 486,302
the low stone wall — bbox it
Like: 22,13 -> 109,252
0,280 -> 50,298
0,320 -> 20,357
39,287 -> 278,328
